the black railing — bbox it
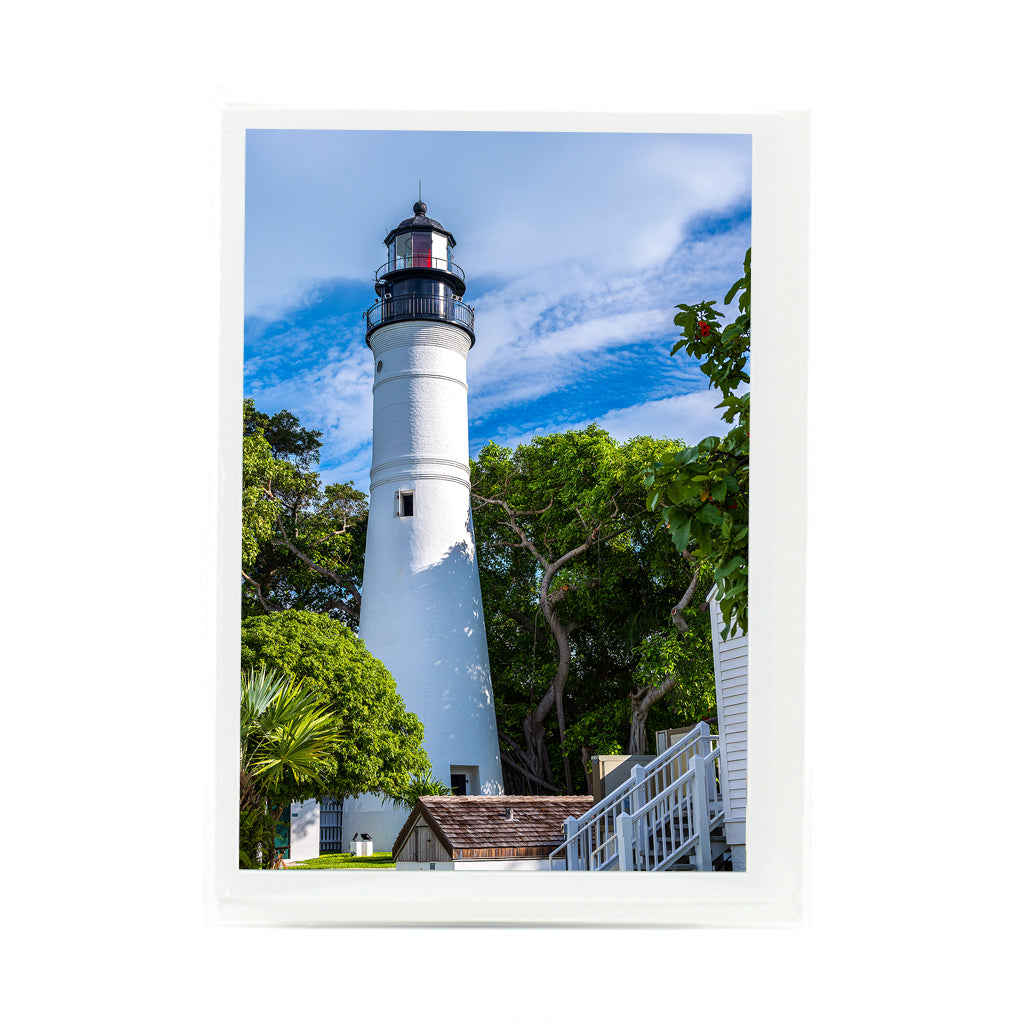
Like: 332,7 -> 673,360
365,295 -> 475,332
376,256 -> 466,282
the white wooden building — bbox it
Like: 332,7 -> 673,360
708,593 -> 748,870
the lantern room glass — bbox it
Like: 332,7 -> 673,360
385,230 -> 457,275
412,232 -> 431,268
395,233 -> 412,269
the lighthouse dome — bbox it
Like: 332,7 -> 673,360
385,201 -> 456,246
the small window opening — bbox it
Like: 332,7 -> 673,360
398,490 -> 414,517
376,360 -> 383,373
450,765 -> 479,795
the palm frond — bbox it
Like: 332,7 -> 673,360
240,664 -> 340,790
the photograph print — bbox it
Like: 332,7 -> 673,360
239,126 -> 751,875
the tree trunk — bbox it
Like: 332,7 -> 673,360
539,572 -> 582,794
628,688 -> 656,755
522,682 -> 556,788
627,559 -> 704,754
470,493 -> 614,796
547,614 -> 574,793
515,570 -> 580,792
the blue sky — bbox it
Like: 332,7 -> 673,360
244,130 -> 751,492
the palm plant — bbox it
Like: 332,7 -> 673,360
239,663 -> 340,867
385,770 -> 452,811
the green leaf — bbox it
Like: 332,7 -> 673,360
666,506 -> 689,529
690,519 -> 710,552
668,517 -> 691,552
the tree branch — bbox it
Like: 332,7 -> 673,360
632,672 -> 679,708
499,751 -> 564,793
497,730 -> 530,759
273,512 -> 362,611
241,570 -> 282,613
508,609 -> 545,637
670,557 -> 702,635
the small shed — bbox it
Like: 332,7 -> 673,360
392,795 -> 593,870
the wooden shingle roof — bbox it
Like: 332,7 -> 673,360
393,795 -> 594,859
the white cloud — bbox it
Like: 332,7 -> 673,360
244,130 -> 751,318
460,222 -> 748,424
477,389 -> 731,456
593,390 -> 731,445
468,306 -> 665,418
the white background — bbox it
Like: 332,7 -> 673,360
4,3 -> 1020,1021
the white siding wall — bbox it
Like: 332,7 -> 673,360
710,597 -> 748,830
288,798 -> 320,863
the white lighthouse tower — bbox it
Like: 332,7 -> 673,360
343,201 -> 503,850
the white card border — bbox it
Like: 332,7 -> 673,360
209,109 -> 809,928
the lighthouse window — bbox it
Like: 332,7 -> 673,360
412,232 -> 431,268
397,490 -> 415,517
396,233 -> 412,268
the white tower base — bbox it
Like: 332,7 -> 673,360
345,315 -> 503,854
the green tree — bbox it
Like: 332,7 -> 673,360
472,427 -> 714,792
242,399 -> 367,627
645,249 -> 751,637
626,555 -> 716,753
239,664 -> 341,868
240,610 -> 432,804
243,402 -> 323,469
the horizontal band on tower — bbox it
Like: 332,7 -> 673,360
370,454 -> 470,480
372,371 -> 468,395
367,321 -> 473,358
369,471 -> 472,492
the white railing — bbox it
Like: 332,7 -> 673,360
616,747 -> 725,871
548,721 -> 719,871
376,256 -> 466,281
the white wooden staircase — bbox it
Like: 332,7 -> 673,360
548,722 -> 728,871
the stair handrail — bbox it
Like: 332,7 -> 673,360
616,746 -> 725,872
616,760 -> 698,872
549,721 -> 717,870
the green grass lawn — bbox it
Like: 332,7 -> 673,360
289,852 -> 395,870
